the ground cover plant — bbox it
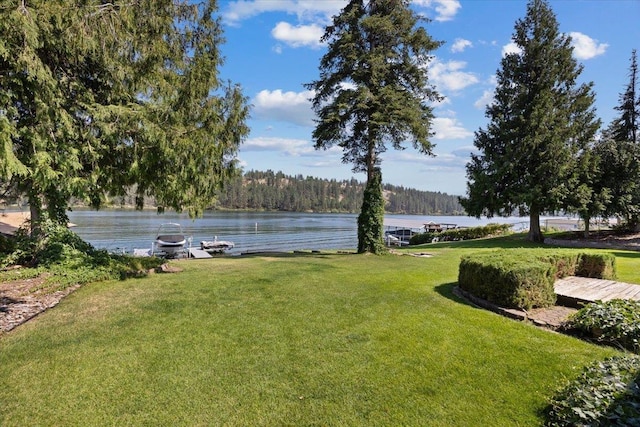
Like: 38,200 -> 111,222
0,235 -> 621,426
563,299 -> 640,354
546,355 -> 640,426
0,222 -> 163,290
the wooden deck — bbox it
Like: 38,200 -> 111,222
554,276 -> 640,307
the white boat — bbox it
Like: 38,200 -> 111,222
154,223 -> 187,257
200,236 -> 235,254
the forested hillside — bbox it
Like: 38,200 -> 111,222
214,170 -> 465,215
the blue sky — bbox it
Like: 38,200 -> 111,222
217,0 -> 639,196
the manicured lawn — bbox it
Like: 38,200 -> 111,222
0,236 -> 621,426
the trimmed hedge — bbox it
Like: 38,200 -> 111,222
409,223 -> 512,245
458,250 -> 616,310
546,355 -> 640,426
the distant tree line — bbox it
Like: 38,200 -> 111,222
213,170 -> 464,215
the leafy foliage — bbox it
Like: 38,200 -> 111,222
461,0 -> 600,243
0,1 -> 249,231
546,355 -> 640,426
563,299 -> 640,353
409,223 -> 512,245
0,221 -> 163,289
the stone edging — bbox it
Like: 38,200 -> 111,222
453,286 -> 575,329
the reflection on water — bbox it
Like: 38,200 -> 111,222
67,209 -> 359,254
67,209 -> 571,254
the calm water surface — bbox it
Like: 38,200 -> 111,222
66,209 -> 539,254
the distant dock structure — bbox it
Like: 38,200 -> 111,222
383,218 -> 461,246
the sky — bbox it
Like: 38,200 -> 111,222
216,0 -> 640,197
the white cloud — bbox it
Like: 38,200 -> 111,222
432,117 -> 473,140
252,89 -> 315,127
385,149 -> 468,172
413,0 -> 461,22
429,59 -> 479,92
242,136 -> 313,156
451,38 -> 472,53
225,1 -> 462,26
474,90 -> 494,110
223,0 -> 345,26
502,41 -> 522,57
569,32 -> 608,60
271,22 -> 324,49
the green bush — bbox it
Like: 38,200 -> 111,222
577,253 -> 617,279
546,355 -> 640,426
409,223 -> 512,245
458,250 -> 616,310
1,221 -> 165,290
563,299 -> 640,353
458,251 -> 557,309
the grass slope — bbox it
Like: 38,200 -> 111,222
0,236 -> 621,426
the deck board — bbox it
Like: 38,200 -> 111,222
555,276 -> 640,304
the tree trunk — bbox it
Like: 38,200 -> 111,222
583,215 -> 591,238
28,189 -> 42,238
528,207 -> 544,243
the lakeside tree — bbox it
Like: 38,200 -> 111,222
589,50 -> 640,227
461,0 -> 600,242
0,0 -> 249,235
306,0 -> 442,253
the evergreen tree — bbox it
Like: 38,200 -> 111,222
610,50 -> 639,144
0,0 -> 249,235
590,50 -> 640,227
461,0 -> 600,242
306,0 -> 442,253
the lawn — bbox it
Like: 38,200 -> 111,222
0,235 -> 623,426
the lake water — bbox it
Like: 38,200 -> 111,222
66,209 -> 549,255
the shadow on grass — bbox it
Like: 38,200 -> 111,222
406,233 -> 546,251
232,250 -> 357,259
433,281 -> 476,309
610,250 -> 640,259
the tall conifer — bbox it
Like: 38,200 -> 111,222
461,0 -> 600,242
306,0 -> 442,253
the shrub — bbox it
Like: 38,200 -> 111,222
458,250 -> 616,310
1,220 -> 165,290
546,355 -> 640,426
563,299 -> 640,353
577,253 -> 617,279
409,223 -> 512,245
458,251 -> 557,309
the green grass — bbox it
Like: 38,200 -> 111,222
0,235 -> 624,426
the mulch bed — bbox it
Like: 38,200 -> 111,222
0,264 -> 180,335
0,274 -> 81,334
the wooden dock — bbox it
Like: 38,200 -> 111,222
554,276 -> 640,307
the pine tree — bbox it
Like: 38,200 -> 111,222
461,0 -> 600,242
306,0 -> 442,253
0,1 -> 249,235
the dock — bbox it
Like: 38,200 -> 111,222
554,276 -> 640,307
